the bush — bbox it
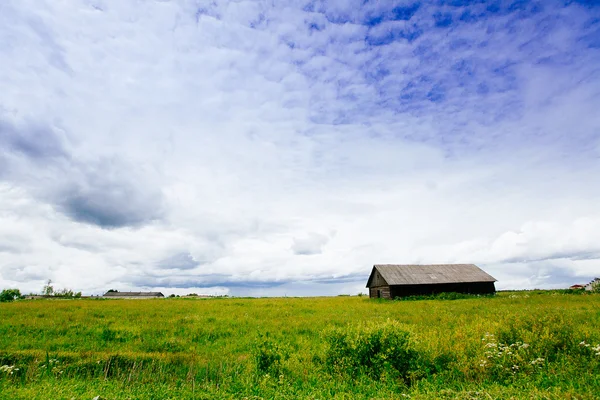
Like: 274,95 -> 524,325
476,312 -> 600,383
324,320 -> 417,380
495,313 -> 578,362
0,289 -> 22,302
253,333 -> 288,374
53,289 -> 82,298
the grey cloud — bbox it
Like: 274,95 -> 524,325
156,252 -> 199,270
57,161 -> 165,229
291,233 -> 329,255
503,250 -> 600,264
53,236 -> 103,253
0,243 -> 24,254
526,262 -> 597,288
67,178 -> 163,228
1,118 -> 165,229
0,119 -> 68,161
1,264 -> 47,282
311,273 -> 367,284
125,274 -> 289,289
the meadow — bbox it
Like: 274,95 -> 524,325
1,291 -> 599,399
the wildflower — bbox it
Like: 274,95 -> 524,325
1,365 -> 16,374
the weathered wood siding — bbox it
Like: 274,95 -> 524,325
368,270 -> 392,299
369,286 -> 391,299
371,270 -> 387,287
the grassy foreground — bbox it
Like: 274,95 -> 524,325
1,292 -> 599,399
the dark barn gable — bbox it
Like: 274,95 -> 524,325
366,264 -> 496,299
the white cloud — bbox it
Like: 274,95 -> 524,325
291,232 -> 331,255
1,0 -> 600,295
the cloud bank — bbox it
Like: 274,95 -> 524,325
1,0 -> 599,296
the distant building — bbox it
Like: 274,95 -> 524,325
569,284 -> 585,290
102,291 -> 164,299
366,264 -> 497,299
585,278 -> 600,292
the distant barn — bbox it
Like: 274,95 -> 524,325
366,264 -> 496,299
102,291 -> 164,299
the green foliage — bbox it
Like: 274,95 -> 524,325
39,280 -> 81,298
324,320 -> 417,380
495,314 -> 579,362
52,289 -> 82,298
0,292 -> 599,399
253,333 -> 288,375
42,280 -> 54,296
0,289 -> 22,302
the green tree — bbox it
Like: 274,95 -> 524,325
0,288 -> 22,302
42,279 -> 54,296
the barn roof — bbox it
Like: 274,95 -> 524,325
366,264 -> 496,287
103,291 -> 164,297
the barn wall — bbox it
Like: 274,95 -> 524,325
389,282 -> 496,298
369,286 -> 391,299
371,271 -> 387,287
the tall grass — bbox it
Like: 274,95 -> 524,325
0,291 -> 599,399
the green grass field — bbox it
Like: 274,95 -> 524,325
1,291 -> 599,399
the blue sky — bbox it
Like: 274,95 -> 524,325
1,0 -> 600,296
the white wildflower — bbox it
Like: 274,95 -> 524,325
0,365 -> 16,374
530,357 -> 544,365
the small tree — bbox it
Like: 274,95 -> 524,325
592,278 -> 600,293
42,280 -> 54,296
0,289 -> 22,302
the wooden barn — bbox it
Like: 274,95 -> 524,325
102,291 -> 164,299
366,264 -> 496,299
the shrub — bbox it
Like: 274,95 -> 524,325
0,289 -> 22,302
53,289 -> 81,298
324,320 -> 417,380
477,332 -> 541,381
253,333 -> 288,375
495,313 -> 578,362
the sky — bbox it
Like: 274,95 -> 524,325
1,0 -> 600,297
